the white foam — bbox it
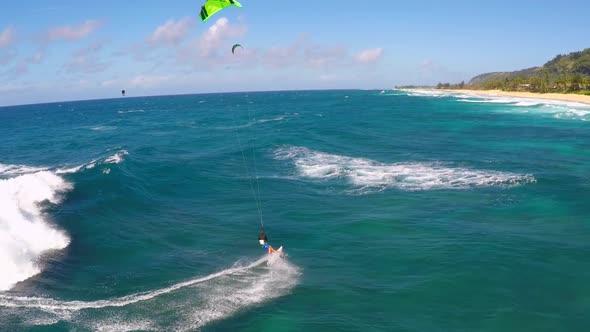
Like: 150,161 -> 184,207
552,107 -> 590,120
404,90 -> 590,121
117,110 -> 144,114
256,115 -> 287,124
104,150 -> 128,164
91,319 -> 154,332
90,126 -> 117,131
55,165 -> 84,174
0,164 -> 48,177
457,96 -> 584,109
180,254 -> 299,331
217,114 -> 291,130
0,254 -> 300,331
274,147 -> 535,193
514,101 -> 542,106
405,89 -> 590,107
0,170 -> 71,290
402,89 -> 448,98
54,150 -> 127,176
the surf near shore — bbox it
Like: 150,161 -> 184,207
418,88 -> 590,105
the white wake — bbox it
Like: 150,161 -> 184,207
0,254 -> 300,331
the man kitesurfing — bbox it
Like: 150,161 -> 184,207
199,0 -> 284,256
258,228 -> 268,245
258,228 -> 279,254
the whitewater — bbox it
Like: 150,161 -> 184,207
0,167 -> 71,291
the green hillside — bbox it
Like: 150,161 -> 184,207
439,48 -> 590,94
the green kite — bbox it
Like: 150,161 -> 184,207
200,0 -> 242,22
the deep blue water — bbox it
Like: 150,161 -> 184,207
1,90 -> 589,331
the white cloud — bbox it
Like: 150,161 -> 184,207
129,74 -> 173,89
0,47 -> 45,79
354,48 -> 384,64
149,18 -> 196,46
0,82 -> 35,93
99,75 -> 172,90
195,17 -> 246,57
260,36 -> 348,70
174,17 -> 247,68
304,44 -> 348,69
27,49 -> 45,64
46,20 -> 102,41
63,41 -> 110,74
319,74 -> 337,82
263,43 -> 301,67
1,58 -> 32,80
0,51 -> 16,65
0,26 -> 16,48
73,40 -> 103,56
172,23 -> 385,76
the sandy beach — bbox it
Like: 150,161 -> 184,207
439,89 -> 590,105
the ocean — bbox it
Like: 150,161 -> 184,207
1,90 -> 589,331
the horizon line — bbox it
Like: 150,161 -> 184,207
0,87 -> 397,109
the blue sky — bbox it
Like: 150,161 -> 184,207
1,0 -> 589,106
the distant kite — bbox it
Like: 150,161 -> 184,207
200,0 -> 242,22
232,43 -> 243,54
122,90 -> 126,96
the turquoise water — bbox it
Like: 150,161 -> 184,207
1,90 -> 589,331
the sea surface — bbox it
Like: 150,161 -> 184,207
1,90 -> 589,331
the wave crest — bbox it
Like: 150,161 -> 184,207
0,169 -> 72,290
104,150 -> 128,164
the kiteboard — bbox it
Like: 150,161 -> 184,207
267,246 -> 284,266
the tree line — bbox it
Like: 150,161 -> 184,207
437,74 -> 590,94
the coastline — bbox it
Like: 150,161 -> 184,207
435,89 -> 590,105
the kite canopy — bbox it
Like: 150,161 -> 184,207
231,43 -> 243,54
200,0 -> 242,22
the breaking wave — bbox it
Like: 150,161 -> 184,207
274,146 -> 535,193
402,89 -> 590,121
0,148 -> 130,290
0,166 -> 71,291
104,150 -> 128,164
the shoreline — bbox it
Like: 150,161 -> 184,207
404,88 -> 590,106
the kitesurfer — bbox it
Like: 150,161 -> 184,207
263,243 -> 277,254
258,228 -> 268,245
258,229 -> 277,254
